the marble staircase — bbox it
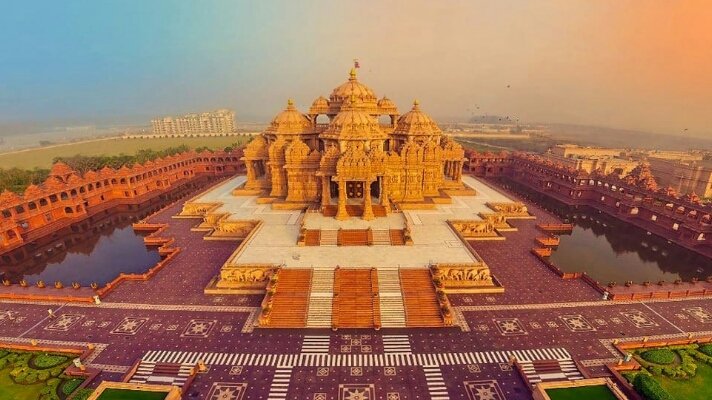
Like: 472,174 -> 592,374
371,229 -> 391,246
306,268 -> 335,328
377,268 -> 407,327
319,229 -> 338,246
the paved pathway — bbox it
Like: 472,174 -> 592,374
0,176 -> 710,400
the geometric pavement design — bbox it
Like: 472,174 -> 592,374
464,380 -> 506,400
206,382 -> 247,400
110,317 -> 149,335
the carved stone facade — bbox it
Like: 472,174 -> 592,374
431,263 -> 497,294
242,69 -> 466,220
485,202 -> 533,219
208,264 -> 278,294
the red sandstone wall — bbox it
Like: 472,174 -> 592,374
0,149 -> 244,255
499,153 -> 712,254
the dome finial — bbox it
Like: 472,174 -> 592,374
287,98 -> 294,108
413,99 -> 420,109
349,68 -> 357,80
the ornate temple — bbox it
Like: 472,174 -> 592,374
175,68 -> 513,330
241,68 -> 466,220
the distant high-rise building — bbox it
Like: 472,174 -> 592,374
151,109 -> 236,135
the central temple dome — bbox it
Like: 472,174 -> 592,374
320,96 -> 385,142
326,69 -> 379,115
330,68 -> 377,101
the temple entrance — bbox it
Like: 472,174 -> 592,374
252,160 -> 266,178
330,181 -> 339,199
346,181 -> 364,199
370,178 -> 380,198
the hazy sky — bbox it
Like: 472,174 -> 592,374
1,1 -> 710,137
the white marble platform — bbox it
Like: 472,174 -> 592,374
190,175 -> 513,269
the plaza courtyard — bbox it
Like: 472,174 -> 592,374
1,174 -> 711,399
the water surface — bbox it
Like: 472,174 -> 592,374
502,180 -> 712,283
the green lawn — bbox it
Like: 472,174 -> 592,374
0,367 -> 45,400
0,135 -> 250,169
96,388 -> 168,400
656,361 -> 712,400
545,384 -> 618,400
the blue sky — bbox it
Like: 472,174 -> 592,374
1,1 -> 710,137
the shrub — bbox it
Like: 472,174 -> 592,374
699,344 -> 712,356
24,371 -> 38,384
13,370 -> 28,383
71,389 -> 94,400
50,365 -> 65,377
37,370 -> 50,381
679,350 -> 698,377
33,354 -> 68,369
633,373 -> 674,400
61,378 -> 84,395
648,365 -> 663,375
641,349 -> 676,365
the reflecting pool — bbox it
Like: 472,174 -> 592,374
502,180 -> 712,284
0,208 -> 162,286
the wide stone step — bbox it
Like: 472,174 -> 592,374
262,269 -> 312,328
400,269 -> 445,328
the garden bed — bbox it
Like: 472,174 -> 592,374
620,343 -> 712,400
545,384 -> 619,400
0,348 -> 88,400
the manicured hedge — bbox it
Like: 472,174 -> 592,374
641,349 -> 676,365
633,373 -> 674,400
61,378 -> 83,395
33,354 -> 69,369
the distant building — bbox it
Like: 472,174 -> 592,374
545,144 -> 637,176
646,157 -> 712,198
550,144 -> 624,159
151,109 -> 236,135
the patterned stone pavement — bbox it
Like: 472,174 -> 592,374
0,176 -> 711,400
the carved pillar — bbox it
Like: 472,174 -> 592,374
245,161 -> 256,181
379,177 -> 389,207
363,180 -> 374,221
321,176 -> 330,208
380,189 -> 390,214
336,179 -> 348,220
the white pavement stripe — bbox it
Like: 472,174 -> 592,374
423,365 -> 450,400
139,347 -> 573,368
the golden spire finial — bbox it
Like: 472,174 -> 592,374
287,98 -> 294,108
349,68 -> 357,80
413,99 -> 420,109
